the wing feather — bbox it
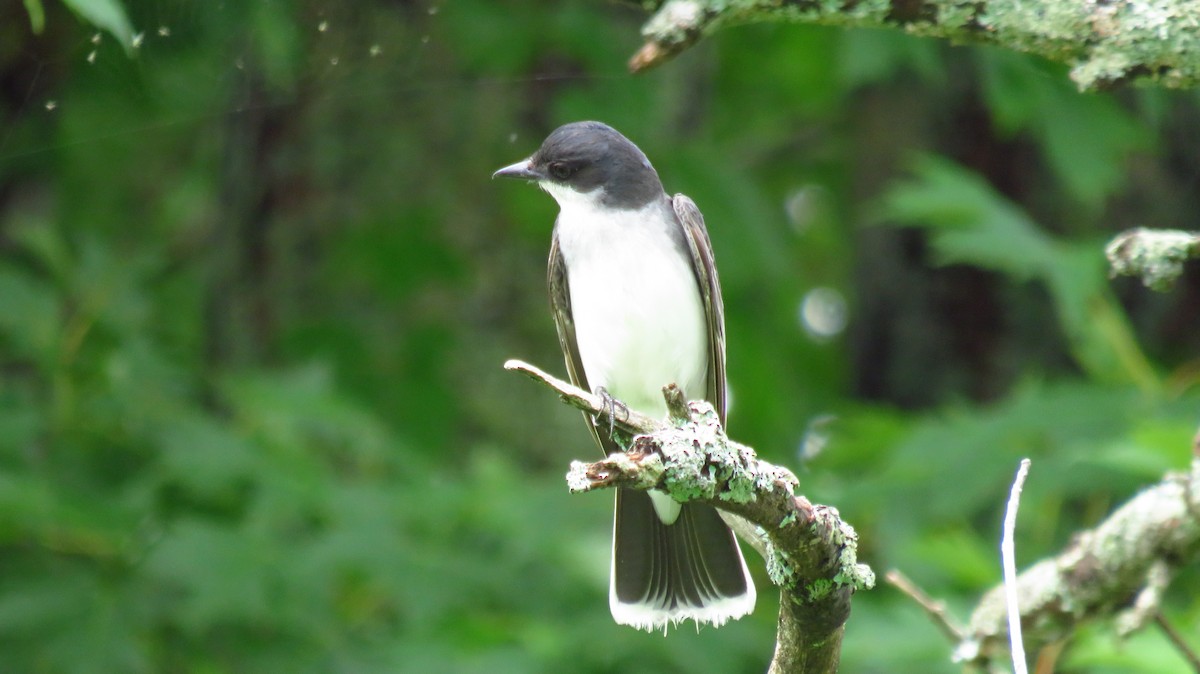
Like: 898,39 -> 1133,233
672,194 -> 727,425
548,231 -> 621,456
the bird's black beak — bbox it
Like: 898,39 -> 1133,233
492,158 -> 543,181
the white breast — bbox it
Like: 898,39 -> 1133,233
551,188 -> 708,418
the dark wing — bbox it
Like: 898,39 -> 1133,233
672,194 -> 727,425
548,230 -> 622,457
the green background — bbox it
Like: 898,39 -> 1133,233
2,1 -> 1199,671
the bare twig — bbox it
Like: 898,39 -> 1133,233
1032,640 -> 1067,674
1155,613 -> 1200,673
1002,459 -> 1032,674
504,359 -> 659,434
885,569 -> 964,642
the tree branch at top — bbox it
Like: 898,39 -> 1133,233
628,0 -> 1200,90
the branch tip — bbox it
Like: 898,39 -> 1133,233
662,383 -> 689,423
1105,227 -> 1200,291
630,0 -> 713,71
885,569 -> 965,642
629,41 -> 669,72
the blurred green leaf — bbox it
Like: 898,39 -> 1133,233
837,28 -> 945,88
0,573 -> 92,638
10,221 -> 73,284
62,0 -> 133,50
879,156 -> 1159,389
977,48 -> 1152,207
155,413 -> 260,501
250,1 -> 303,92
23,0 -> 45,35
222,364 -> 394,468
145,519 -> 275,632
1065,621 -> 1195,673
901,527 -> 999,589
849,378 -> 1192,543
0,265 -> 60,364
878,155 -> 1057,278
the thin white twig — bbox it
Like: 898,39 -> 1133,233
1003,458 -> 1032,674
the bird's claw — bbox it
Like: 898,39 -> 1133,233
594,386 -> 629,440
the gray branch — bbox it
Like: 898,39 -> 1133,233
629,0 -> 1200,90
505,358 -> 875,674
955,456 -> 1200,667
1106,227 -> 1200,291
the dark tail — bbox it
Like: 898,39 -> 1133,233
609,489 -> 755,631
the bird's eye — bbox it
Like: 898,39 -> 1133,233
548,162 -> 574,181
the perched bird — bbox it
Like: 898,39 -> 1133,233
494,121 -> 755,631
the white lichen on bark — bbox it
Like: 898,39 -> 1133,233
1106,227 -> 1200,290
634,0 -> 1200,89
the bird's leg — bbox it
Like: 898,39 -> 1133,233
594,386 -> 631,447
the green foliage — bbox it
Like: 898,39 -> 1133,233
880,155 -> 1160,390
976,48 -> 1152,208
2,1 -> 1199,671
52,0 -> 135,49
23,0 -> 46,34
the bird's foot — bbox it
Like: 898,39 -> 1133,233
594,386 -> 629,442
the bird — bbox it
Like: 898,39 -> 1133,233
494,121 -> 755,632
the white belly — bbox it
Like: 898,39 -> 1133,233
555,199 -> 708,418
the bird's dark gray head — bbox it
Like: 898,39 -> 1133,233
493,121 -> 664,209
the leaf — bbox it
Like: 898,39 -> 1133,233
155,413 -> 260,499
850,380 -> 1175,531
10,221 -> 72,283
902,528 -> 999,588
23,0 -> 45,34
249,1 -> 303,92
61,0 -> 133,51
144,519 -> 275,632
878,156 -> 1159,388
0,265 -> 61,365
878,155 -> 1058,280
836,28 -> 945,88
976,48 -> 1151,207
0,574 -> 93,636
222,364 -> 394,466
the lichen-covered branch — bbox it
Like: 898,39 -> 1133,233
630,0 -> 1200,90
506,358 -> 875,674
1106,227 -> 1200,291
954,457 -> 1200,667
